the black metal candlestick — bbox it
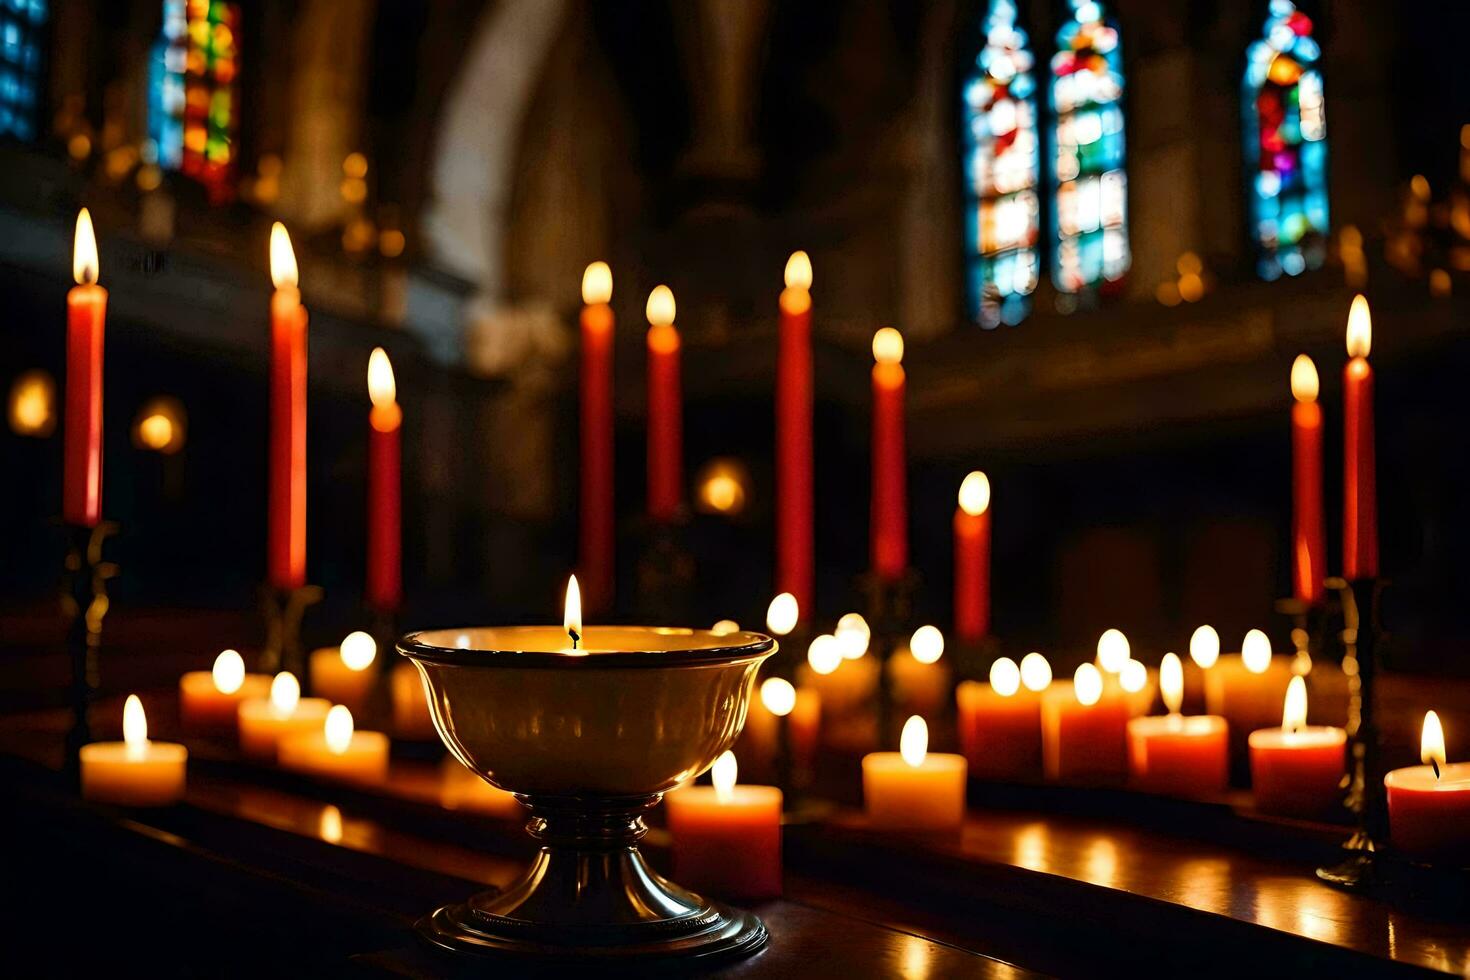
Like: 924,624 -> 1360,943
60,521 -> 118,777
259,583 -> 323,681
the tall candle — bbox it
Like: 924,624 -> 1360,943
1290,355 -> 1325,605
953,471 -> 992,642
862,716 -> 967,830
366,348 -> 402,610
579,262 -> 615,607
777,251 -> 814,615
1385,711 -> 1470,865
870,327 -> 907,579
81,695 -> 187,806
63,208 -> 105,527
1342,295 -> 1377,579
646,285 -> 682,522
665,751 -> 783,900
1248,675 -> 1346,818
1204,630 -> 1294,755
268,222 -> 308,590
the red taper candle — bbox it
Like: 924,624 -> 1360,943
776,251 -> 814,616
646,285 -> 682,523
268,222 -> 308,590
63,208 -> 105,527
579,262 -> 615,608
954,471 -> 992,642
1289,355 -> 1325,605
1342,295 -> 1377,580
366,348 -> 401,611
870,327 -> 907,579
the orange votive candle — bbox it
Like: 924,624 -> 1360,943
309,632 -> 378,716
887,626 -> 950,717
862,717 -> 967,830
1042,665 -> 1129,782
1204,633 -> 1294,749
1385,711 -> 1470,865
179,649 -> 271,733
238,672 -> 331,761
279,706 -> 389,785
80,696 -> 187,807
665,752 -> 783,900
955,654 -> 1049,780
63,209 -> 106,528
391,661 -> 436,740
1248,676 -> 1346,818
1126,655 -> 1227,798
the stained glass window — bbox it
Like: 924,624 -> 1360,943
0,0 -> 48,141
148,0 -> 240,202
1050,0 -> 1128,296
961,0 -> 1040,329
1244,0 -> 1328,280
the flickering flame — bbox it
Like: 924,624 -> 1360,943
712,750 -> 738,803
1189,625 -> 1220,669
271,671 -> 301,716
646,284 -> 676,326
123,694 -> 147,758
807,634 -> 841,675
564,575 -> 583,648
1345,294 -> 1371,359
784,250 -> 812,290
1282,675 -> 1308,732
1119,659 -> 1147,694
836,612 -> 871,659
319,805 -> 344,844
73,208 -> 98,285
367,348 -> 396,408
1421,711 -> 1446,773
1290,355 -> 1319,403
761,677 -> 796,717
766,593 -> 799,636
138,414 -> 174,450
1075,663 -> 1103,707
1160,653 -> 1183,714
581,261 -> 612,305
340,631 -> 377,672
958,471 -> 991,516
1020,652 -> 1052,692
872,327 -> 904,365
212,649 -> 245,695
325,705 -> 354,755
270,222 -> 298,289
989,657 -> 1020,697
900,716 -> 928,767
711,619 -> 740,636
1096,629 -> 1130,673
910,625 -> 944,665
1242,629 -> 1272,674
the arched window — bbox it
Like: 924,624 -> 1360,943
1050,0 -> 1128,296
961,0 -> 1040,328
0,1 -> 48,141
148,0 -> 240,202
1244,0 -> 1327,280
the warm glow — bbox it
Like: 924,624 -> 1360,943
271,671 -> 301,716
1096,629 -> 1130,673
212,649 -> 245,695
73,208 -> 99,285
646,284 -> 676,326
325,705 -> 354,755
9,370 -> 55,437
807,634 -> 841,675
319,805 -> 344,844
900,716 -> 928,767
1282,675 -> 1308,732
761,677 -> 797,717
958,471 -> 991,516
1421,711 -> 1446,771
696,459 -> 749,515
836,613 -> 871,660
138,414 -> 173,450
123,694 -> 147,757
989,657 -> 1020,697
1075,663 -> 1103,707
1160,653 -> 1183,714
872,327 -> 904,365
1345,294 -> 1371,359
784,250 -> 812,290
1119,659 -> 1147,694
270,222 -> 299,290
1242,629 -> 1272,674
582,261 -> 612,305
367,348 -> 396,408
1290,354 -> 1319,403
132,396 -> 186,454
712,750 -> 738,803
340,631 -> 376,672
910,625 -> 944,665
1190,625 -> 1220,670
1020,652 -> 1052,692
711,619 -> 740,636
564,575 -> 583,647
766,592 -> 799,636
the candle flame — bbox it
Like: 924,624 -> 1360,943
807,634 -> 841,675
73,208 -> 98,285
271,671 -> 301,715
270,222 -> 299,289
1119,659 -> 1147,694
340,631 -> 377,672
1096,629 -> 1130,673
872,327 -> 904,365
1242,629 -> 1272,674
1421,710 -> 1446,773
910,625 -> 945,665
1345,294 -> 1371,359
900,716 -> 928,767
367,348 -> 396,408
711,619 -> 740,636
319,805 -> 344,844
989,657 -> 1020,697
784,250 -> 812,290
123,694 -> 148,757
564,575 -> 583,649
325,704 -> 354,755
711,750 -> 738,802
761,677 -> 796,717
646,284 -> 676,326
1282,675 -> 1308,732
1074,663 -> 1103,707
213,649 -> 246,695
1020,652 -> 1052,692
582,261 -> 612,305
835,612 -> 871,659
1189,625 -> 1220,669
1290,354 -> 1319,403
1160,653 -> 1183,714
958,471 -> 991,516
765,592 -> 799,636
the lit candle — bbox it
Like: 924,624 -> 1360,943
268,222 -> 308,589
366,348 -> 401,611
279,705 -> 390,784
1248,675 -> 1346,819
645,284 -> 682,523
956,653 -> 1049,780
863,716 -> 967,830
1185,624 -> 1220,713
1290,355 -> 1325,605
1342,295 -> 1377,579
1126,653 -> 1229,797
953,471 -> 992,643
309,631 -> 378,715
63,208 -> 106,527
179,649 -> 271,733
665,751 -> 783,900
777,251 -> 814,615
391,661 -> 436,740
1204,629 -> 1294,752
81,695 -> 187,806
796,633 -> 879,719
1042,663 -> 1129,782
1385,711 -> 1470,865
765,592 -> 799,639
238,671 -> 331,761
870,327 -> 907,579
887,624 -> 950,716
579,262 -> 615,607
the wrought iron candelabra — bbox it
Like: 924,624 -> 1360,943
60,521 -> 118,777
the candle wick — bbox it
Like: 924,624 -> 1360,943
569,628 -> 580,651
1432,758 -> 1441,780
